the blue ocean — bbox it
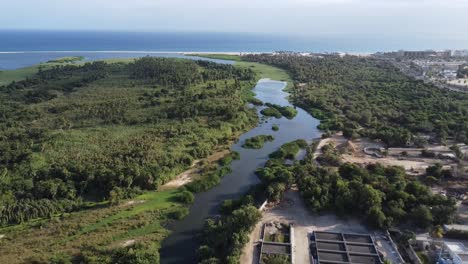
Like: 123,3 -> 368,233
0,30 -> 466,70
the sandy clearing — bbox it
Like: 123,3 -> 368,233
159,149 -> 231,190
160,167 -> 199,189
341,154 -> 430,174
121,200 -> 145,208
315,134 -> 454,176
121,239 -> 136,247
313,132 -> 347,159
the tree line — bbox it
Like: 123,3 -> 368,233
0,57 -> 257,225
244,54 -> 468,146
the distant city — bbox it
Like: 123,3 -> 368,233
268,49 -> 468,93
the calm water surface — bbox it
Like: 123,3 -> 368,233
160,79 -> 321,263
0,52 -> 232,70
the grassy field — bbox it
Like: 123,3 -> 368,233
190,53 -> 293,88
0,189 -> 183,263
0,57 -> 136,86
0,64 -> 46,86
190,53 -> 243,61
47,56 -> 84,63
0,55 -> 293,88
0,57 -> 86,86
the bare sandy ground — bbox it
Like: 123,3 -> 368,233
342,154 -> 430,174
315,134 -> 453,176
448,79 -> 468,87
159,149 -> 230,190
313,132 -> 347,159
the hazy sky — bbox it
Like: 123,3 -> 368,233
2,0 -> 468,38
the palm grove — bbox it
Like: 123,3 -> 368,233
242,54 -> 461,228
245,54 -> 468,147
0,57 -> 257,225
196,54 -> 464,263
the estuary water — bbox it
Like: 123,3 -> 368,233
2,30 -> 464,70
0,51 -> 233,70
160,79 -> 321,263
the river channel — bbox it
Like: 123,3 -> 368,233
160,78 -> 321,263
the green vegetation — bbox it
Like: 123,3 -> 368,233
236,61 -> 293,89
263,224 -> 290,243
268,139 -> 307,159
219,151 -> 240,166
47,56 -> 85,63
0,57 -> 260,263
297,162 -> 456,229
260,141 -> 456,229
416,251 -> 430,264
198,141 -> 307,263
244,54 -> 468,146
0,57 -> 88,86
193,54 -> 293,86
261,254 -> 290,264
0,57 -> 257,225
316,143 -> 342,166
265,103 -> 297,119
0,65 -> 49,86
272,124 -> 279,131
248,97 -> 264,106
0,189 -> 186,263
260,103 -> 297,119
457,64 -> 468,78
175,190 -> 195,204
192,54 -> 242,62
242,135 -> 275,149
194,53 -> 294,88
261,107 -> 282,118
184,161 -> 233,193
199,200 -> 261,263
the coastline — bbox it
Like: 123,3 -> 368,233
0,50 -> 268,54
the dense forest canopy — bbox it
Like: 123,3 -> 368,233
295,162 -> 456,229
0,57 -> 257,225
244,54 -> 468,146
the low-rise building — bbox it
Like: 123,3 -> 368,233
441,242 -> 468,264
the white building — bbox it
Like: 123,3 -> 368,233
453,50 -> 468,57
444,242 -> 468,264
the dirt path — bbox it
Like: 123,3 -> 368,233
159,149 -> 230,190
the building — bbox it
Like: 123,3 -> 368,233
401,50 -> 437,58
453,50 -> 468,57
310,231 -> 382,264
437,50 -> 452,58
380,50 -> 453,59
441,242 -> 468,264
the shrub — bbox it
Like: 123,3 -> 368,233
176,191 -> 195,204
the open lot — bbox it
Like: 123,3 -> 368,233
316,133 -> 460,176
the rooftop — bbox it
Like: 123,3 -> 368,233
311,231 -> 382,264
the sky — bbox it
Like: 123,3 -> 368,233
1,0 -> 468,40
